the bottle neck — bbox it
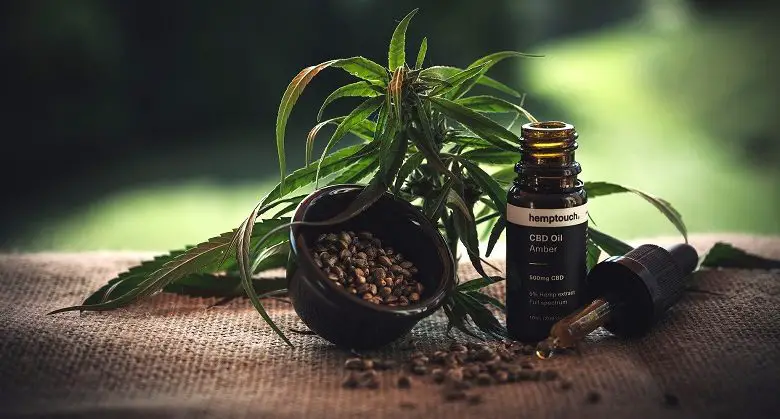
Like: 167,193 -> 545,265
515,121 -> 582,193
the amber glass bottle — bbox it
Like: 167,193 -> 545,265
506,121 -> 588,343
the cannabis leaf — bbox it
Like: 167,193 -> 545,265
700,242 -> 780,269
388,9 -> 418,70
61,8 -> 753,346
585,181 -> 687,241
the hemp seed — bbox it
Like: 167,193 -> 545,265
312,231 -> 424,307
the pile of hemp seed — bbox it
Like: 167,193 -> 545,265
312,231 -> 424,306
341,341 -> 572,404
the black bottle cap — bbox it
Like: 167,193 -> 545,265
586,243 -> 699,338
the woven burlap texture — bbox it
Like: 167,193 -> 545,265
0,234 -> 778,419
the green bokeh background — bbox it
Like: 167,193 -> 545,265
4,0 -> 778,251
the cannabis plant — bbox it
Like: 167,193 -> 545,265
52,9 -> 694,345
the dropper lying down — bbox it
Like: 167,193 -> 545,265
536,243 -> 699,359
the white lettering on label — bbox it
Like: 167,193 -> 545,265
507,203 -> 588,228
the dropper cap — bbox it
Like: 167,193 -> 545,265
586,243 -> 699,338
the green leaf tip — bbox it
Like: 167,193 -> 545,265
700,242 -> 780,270
415,37 -> 427,70
388,9 -> 419,70
585,181 -> 687,242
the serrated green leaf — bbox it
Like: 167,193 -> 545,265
700,242 -> 780,269
50,221 -> 286,315
393,152 -> 424,194
306,116 -> 377,167
381,132 -> 408,185
388,68 -> 405,122
408,95 -> 458,179
331,155 -> 380,185
467,50 -> 541,69
465,290 -> 505,311
424,177 -> 455,220
164,275 -> 287,300
415,37 -> 427,69
430,64 -> 489,97
315,95 -> 384,186
332,56 -> 389,84
486,217 -> 505,257
420,66 -> 523,98
584,181 -> 687,242
451,50 -> 540,98
276,60 -> 340,190
476,211 -> 500,227
267,195 -> 310,219
586,237 -> 601,272
305,117 -> 344,166
252,248 -> 291,275
454,291 -> 507,339
388,9 -> 418,70
456,276 -> 504,292
446,189 -> 472,221
448,135 -> 491,149
317,81 -> 382,122
459,159 -> 508,215
456,95 -> 536,123
443,300 -> 484,341
449,189 -> 493,280
459,147 -> 518,165
86,249 -> 188,305
235,212 -> 292,346
262,142 -> 379,207
427,96 -> 519,151
588,227 -> 633,257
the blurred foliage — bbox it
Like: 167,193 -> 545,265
1,0 -> 778,250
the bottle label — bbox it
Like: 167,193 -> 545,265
506,203 -> 588,339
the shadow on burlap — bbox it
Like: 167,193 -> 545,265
0,234 -> 778,419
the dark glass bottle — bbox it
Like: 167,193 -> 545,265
506,121 -> 588,342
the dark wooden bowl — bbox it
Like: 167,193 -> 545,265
287,184 -> 456,350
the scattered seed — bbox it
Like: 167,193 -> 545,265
399,402 -> 416,410
663,393 -> 679,407
443,389 -> 467,402
476,373 -> 494,386
412,364 -> 427,375
397,375 -> 412,389
432,368 -> 445,383
560,380 -> 573,390
445,368 -> 464,383
453,380 -> 472,390
493,370 -> 509,384
342,372 -> 359,389
375,359 -> 397,370
345,358 -> 363,370
586,391 -> 601,404
360,370 -> 379,389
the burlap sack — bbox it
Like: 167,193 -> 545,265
0,234 -> 778,419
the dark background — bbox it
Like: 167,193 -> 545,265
1,0 -> 778,251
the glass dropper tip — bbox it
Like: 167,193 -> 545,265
535,337 -> 558,360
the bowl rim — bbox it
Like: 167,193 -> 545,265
289,184 -> 456,316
